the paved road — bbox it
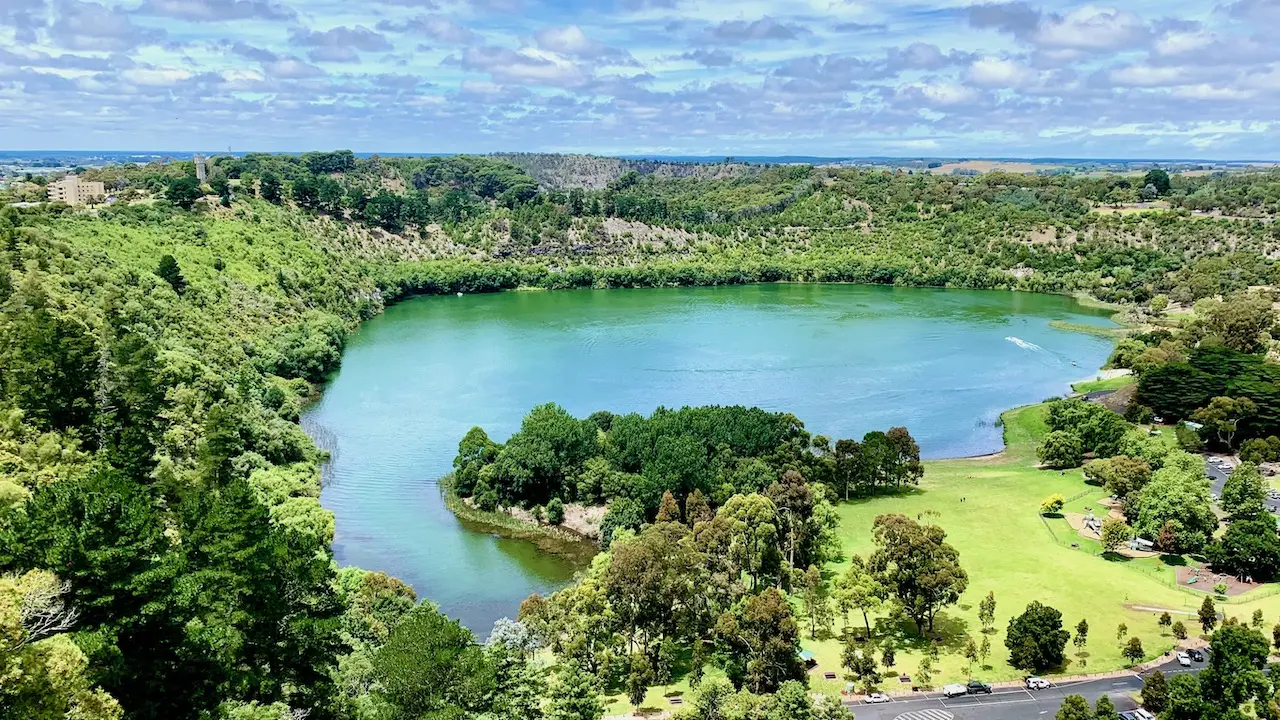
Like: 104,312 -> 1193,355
1206,458 -> 1231,496
1203,455 -> 1280,515
847,657 -> 1200,720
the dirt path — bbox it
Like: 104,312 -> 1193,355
1126,605 -> 1197,616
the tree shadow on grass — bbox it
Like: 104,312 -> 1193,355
842,487 -> 929,508
1159,554 -> 1188,567
874,612 -> 973,654
1101,551 -> 1134,563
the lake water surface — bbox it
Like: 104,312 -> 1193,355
304,284 -> 1115,631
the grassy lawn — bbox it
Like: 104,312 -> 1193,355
801,404 -> 1216,696
1071,374 -> 1135,394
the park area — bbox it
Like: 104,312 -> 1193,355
799,402 -> 1280,696
605,398 -> 1280,714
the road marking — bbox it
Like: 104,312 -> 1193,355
941,695 -> 1039,709
893,709 -> 954,720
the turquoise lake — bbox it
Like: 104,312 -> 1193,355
302,284 -> 1116,631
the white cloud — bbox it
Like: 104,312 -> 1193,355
1155,30 -> 1213,57
379,14 -> 476,45
1032,6 -> 1148,51
138,0 -> 295,22
122,66 -> 193,85
900,81 -> 977,106
966,56 -> 1033,88
459,46 -> 589,87
2,0 -> 1279,157
1171,84 -> 1252,101
535,26 -> 597,55
889,138 -> 941,150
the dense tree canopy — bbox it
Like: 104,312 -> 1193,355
1133,451 -> 1216,553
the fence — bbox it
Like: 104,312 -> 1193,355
1038,488 -> 1097,546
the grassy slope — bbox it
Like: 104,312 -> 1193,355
1071,374 -> 1136,394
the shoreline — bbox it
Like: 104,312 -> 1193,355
368,281 -> 1137,624
439,475 -> 599,567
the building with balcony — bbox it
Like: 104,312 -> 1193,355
48,175 -> 106,206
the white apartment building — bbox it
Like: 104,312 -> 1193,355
48,175 -> 107,205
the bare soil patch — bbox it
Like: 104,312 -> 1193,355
480,500 -> 606,540
1176,566 -> 1264,596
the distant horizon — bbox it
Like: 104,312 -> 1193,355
1,149 -> 1277,167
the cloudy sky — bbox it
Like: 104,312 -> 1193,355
1,0 -> 1278,158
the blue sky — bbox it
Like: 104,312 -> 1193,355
1,0 -> 1278,158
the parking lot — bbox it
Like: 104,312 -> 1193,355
1204,454 -> 1280,515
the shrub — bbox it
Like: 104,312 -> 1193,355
1175,424 -> 1204,452
600,498 -> 644,546
1040,494 -> 1066,515
1240,436 -> 1280,464
546,497 -> 565,525
1123,637 -> 1144,665
1100,518 -> 1133,553
1125,404 -> 1155,424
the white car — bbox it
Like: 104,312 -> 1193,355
1026,676 -> 1051,690
942,684 -> 968,698
1177,652 -> 1191,667
864,693 -> 891,704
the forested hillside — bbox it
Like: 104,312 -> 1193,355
492,154 -> 762,190
2,154 -> 1280,719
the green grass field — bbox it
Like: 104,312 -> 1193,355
800,405 -> 1200,696
605,402 -> 1280,712
1071,374 -> 1135,394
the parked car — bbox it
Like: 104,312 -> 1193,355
966,681 -> 993,695
1177,652 -> 1191,667
1025,676 -> 1051,690
1121,710 -> 1157,720
942,684 -> 968,698
1189,649 -> 1205,662
864,693 -> 891,704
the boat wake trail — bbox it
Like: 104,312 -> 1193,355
1005,336 -> 1045,352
